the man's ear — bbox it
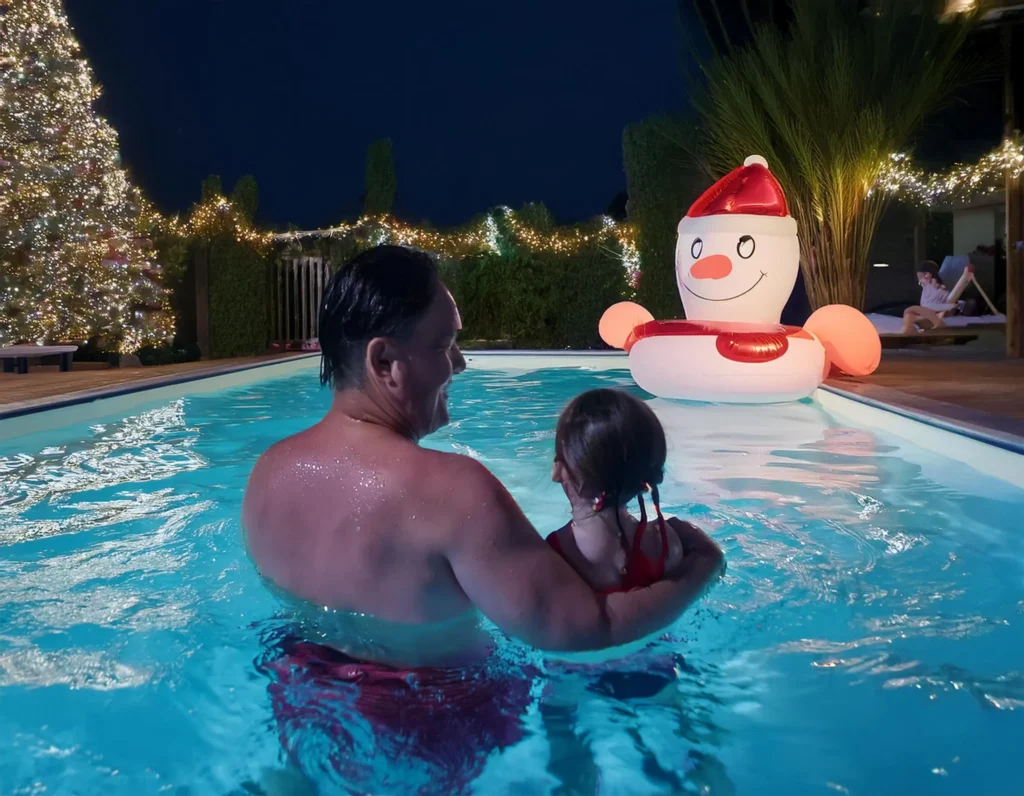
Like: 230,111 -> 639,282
365,337 -> 397,388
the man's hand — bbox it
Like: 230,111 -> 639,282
442,456 -> 724,652
668,517 -> 726,572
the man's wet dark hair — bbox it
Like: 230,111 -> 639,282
555,388 -> 667,510
318,245 -> 440,389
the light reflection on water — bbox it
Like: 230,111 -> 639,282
0,366 -> 1021,795
0,400 -> 208,547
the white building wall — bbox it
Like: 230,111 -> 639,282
953,207 -> 997,256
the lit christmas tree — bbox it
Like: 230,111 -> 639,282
0,0 -> 174,352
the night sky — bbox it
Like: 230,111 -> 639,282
64,0 -> 687,230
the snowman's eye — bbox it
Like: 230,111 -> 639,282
691,238 -> 703,259
737,235 -> 755,259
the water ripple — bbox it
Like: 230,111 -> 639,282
0,400 -> 207,548
0,647 -> 151,690
0,366 -> 1020,795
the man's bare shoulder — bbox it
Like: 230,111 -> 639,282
242,423 -> 344,524
247,426 -> 318,485
243,432 -> 302,520
413,449 -> 528,548
415,448 -> 504,496
415,446 -> 487,476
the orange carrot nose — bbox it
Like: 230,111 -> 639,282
689,254 -> 733,280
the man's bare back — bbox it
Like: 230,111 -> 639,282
245,413 -> 494,664
243,246 -> 724,667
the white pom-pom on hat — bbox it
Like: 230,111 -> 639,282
677,152 -> 796,236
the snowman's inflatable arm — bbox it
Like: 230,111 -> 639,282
599,301 -> 655,350
804,304 -> 881,377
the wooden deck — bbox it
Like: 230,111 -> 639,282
0,354 -> 307,416
831,356 -> 1023,419
827,348 -> 1024,442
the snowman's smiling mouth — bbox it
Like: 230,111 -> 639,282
684,271 -> 767,302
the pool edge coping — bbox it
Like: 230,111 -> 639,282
819,383 -> 1024,456
0,353 -> 319,421
2,351 -> 1022,457
0,350 -> 634,421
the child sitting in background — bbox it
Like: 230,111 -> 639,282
546,388 -> 716,594
902,260 -> 958,334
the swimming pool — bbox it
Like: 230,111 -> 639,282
1,355 -> 1021,795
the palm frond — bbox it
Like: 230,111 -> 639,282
686,0 -> 983,308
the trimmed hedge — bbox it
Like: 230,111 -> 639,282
443,241 -> 627,349
207,234 -> 270,358
552,244 -> 630,348
622,116 -> 699,319
167,175 -> 272,359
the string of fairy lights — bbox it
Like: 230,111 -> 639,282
175,135 -> 1024,274
166,198 -> 642,291
176,133 -> 1024,295
872,136 -> 1024,204
261,206 -> 643,289
3,0 -> 1023,351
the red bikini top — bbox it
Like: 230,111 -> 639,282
547,496 -> 669,595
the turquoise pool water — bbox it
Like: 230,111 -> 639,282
0,363 -> 1022,795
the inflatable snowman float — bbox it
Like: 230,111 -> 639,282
600,155 -> 880,403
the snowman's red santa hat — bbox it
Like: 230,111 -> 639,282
678,155 -> 798,238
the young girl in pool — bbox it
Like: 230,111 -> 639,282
547,388 -> 705,593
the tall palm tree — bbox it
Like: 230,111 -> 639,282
687,0 -> 980,310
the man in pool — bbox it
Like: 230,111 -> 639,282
242,245 -> 723,789
244,243 -> 722,659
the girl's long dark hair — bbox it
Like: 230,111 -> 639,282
555,389 -> 667,560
